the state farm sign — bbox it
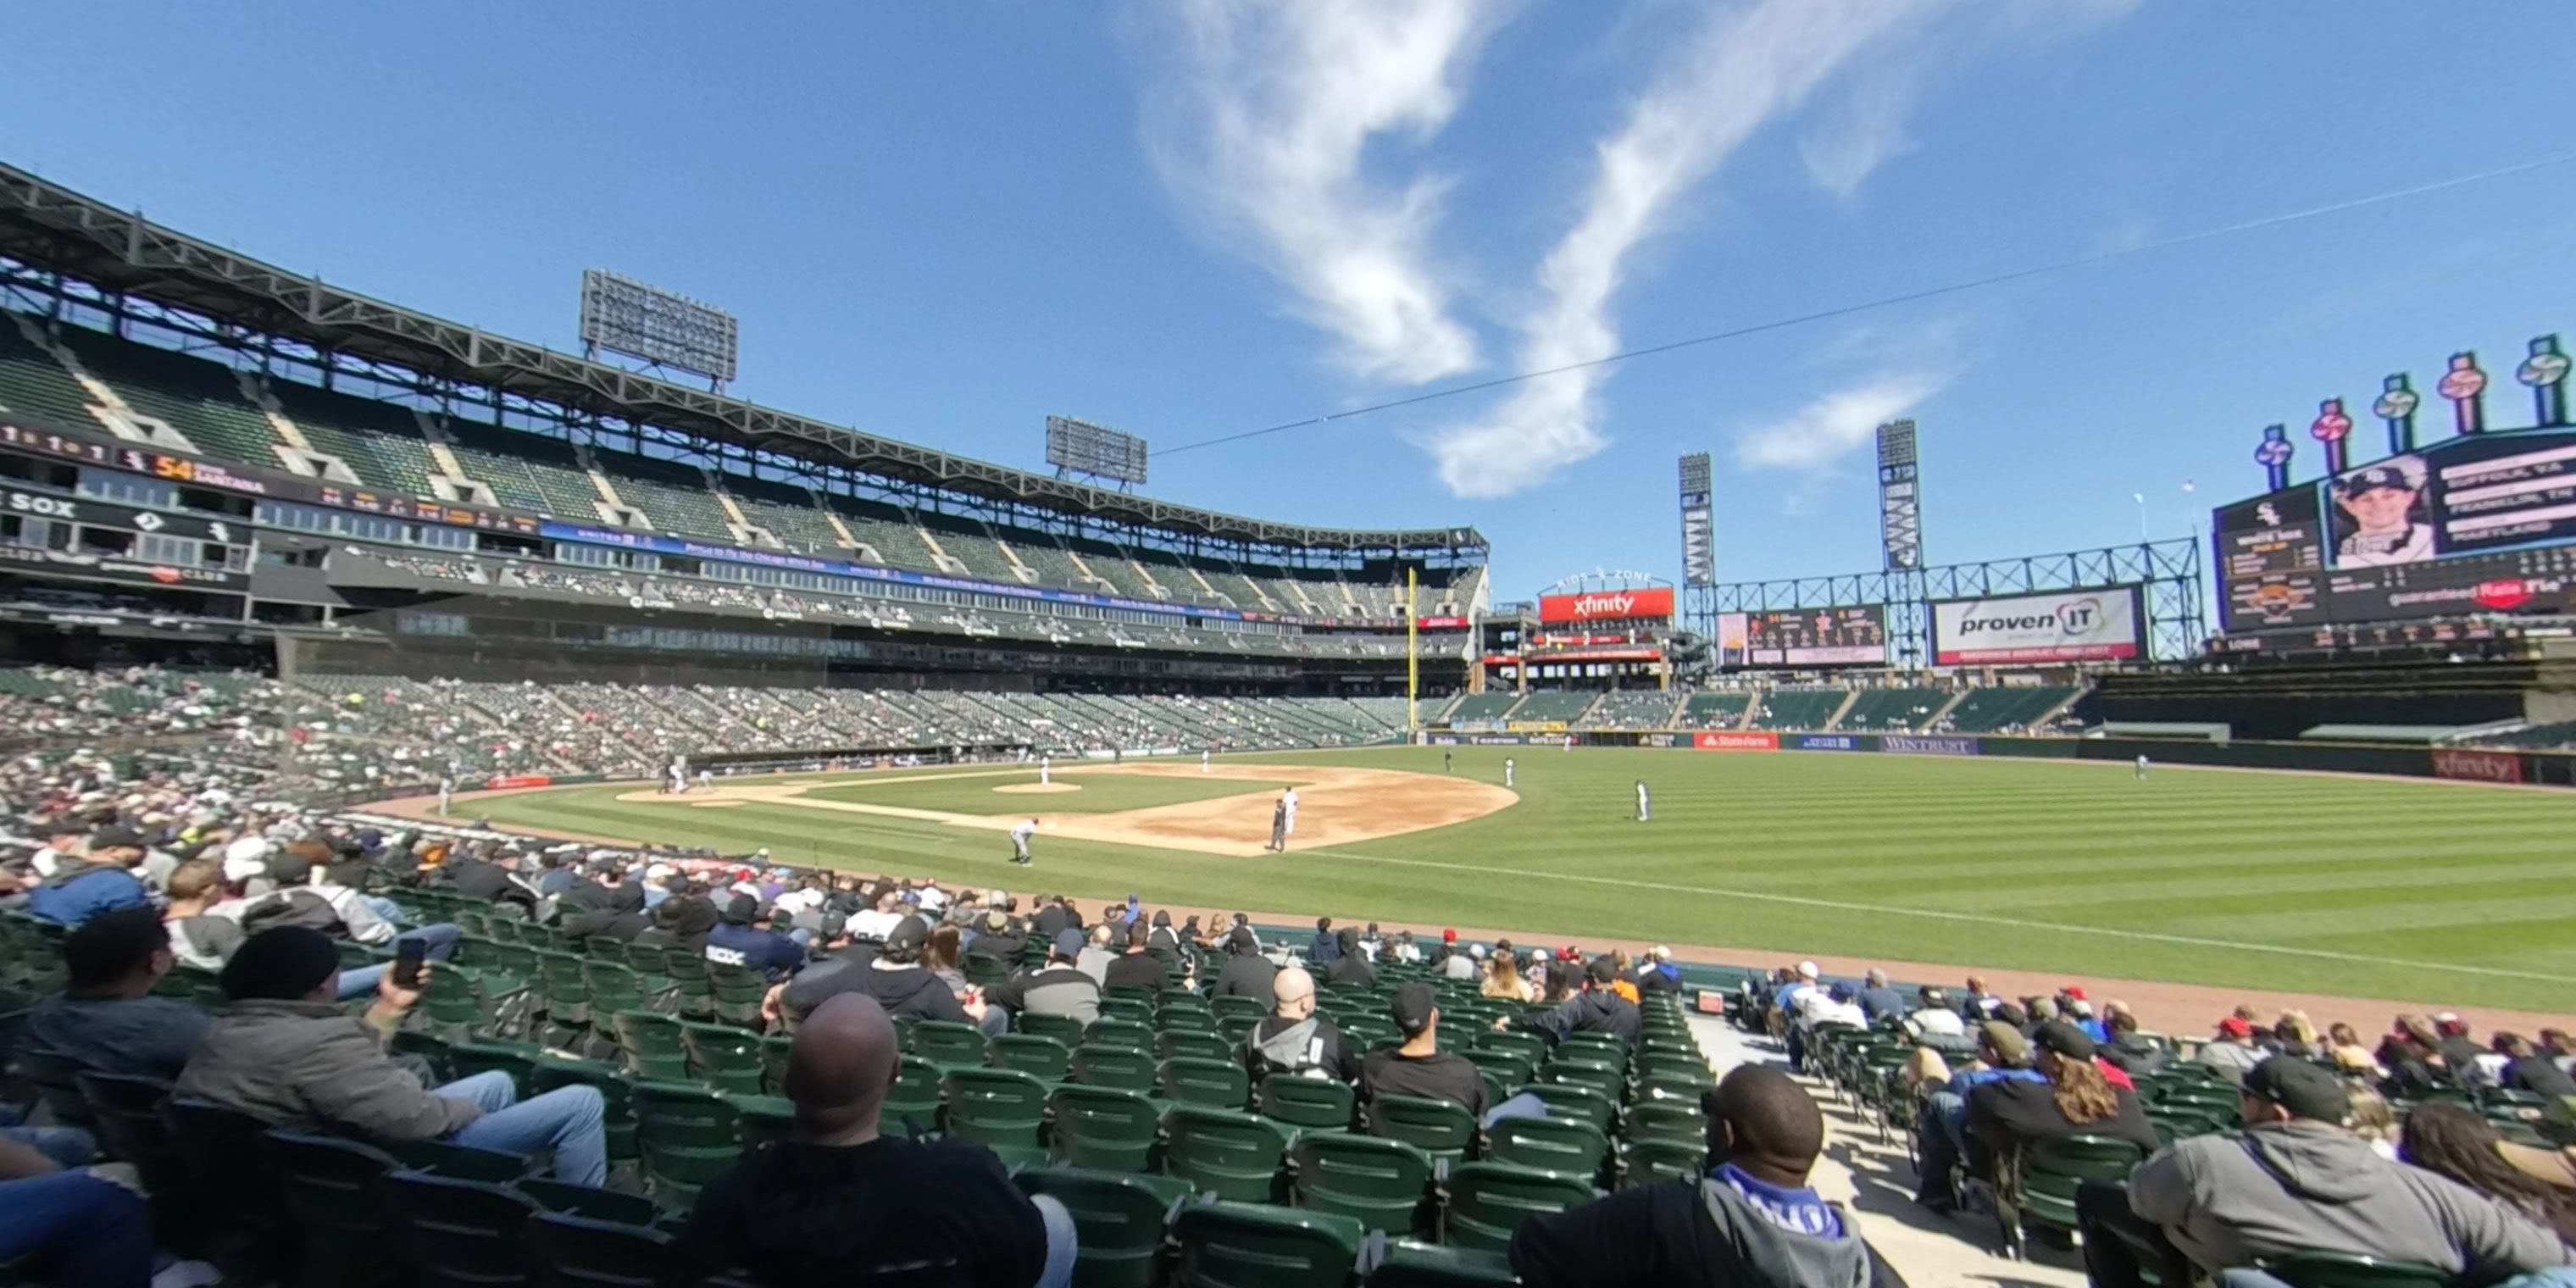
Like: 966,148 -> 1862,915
1693,731 -> 1779,751
1539,587 -> 1674,625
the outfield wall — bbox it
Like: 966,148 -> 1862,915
1420,729 -> 2564,787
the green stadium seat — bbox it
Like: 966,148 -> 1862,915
1171,1202 -> 1364,1288
1048,1085 -> 1163,1174
1163,1107 -> 1291,1202
1016,1167 -> 1195,1288
1441,1163 -> 1595,1252
1290,1132 -> 1435,1237
942,1067 -> 1052,1168
990,1032 -> 1075,1082
1368,1095 -> 1478,1163
1160,1057 -> 1252,1109
1257,1073 -> 1357,1132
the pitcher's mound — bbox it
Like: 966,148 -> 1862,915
995,782 -> 1082,795
689,800 -> 747,808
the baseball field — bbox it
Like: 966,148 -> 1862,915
432,745 -> 2576,1016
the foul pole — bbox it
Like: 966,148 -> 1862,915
1406,568 -> 1419,736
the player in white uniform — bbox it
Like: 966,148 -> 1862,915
1282,786 -> 1299,836
1010,817 -> 1039,866
1504,757 -> 1515,788
1202,748 -> 1211,773
697,769 -> 713,792
1041,755 -> 1052,786
2135,754 -> 2150,780
436,774 -> 455,817
1635,780 -> 1651,822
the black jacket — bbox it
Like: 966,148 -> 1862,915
780,958 -> 970,1024
1514,989 -> 1641,1046
1963,1078 -> 2159,1177
1212,954 -> 1278,1002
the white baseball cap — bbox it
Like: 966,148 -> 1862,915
1796,960 -> 1820,980
222,836 -> 272,880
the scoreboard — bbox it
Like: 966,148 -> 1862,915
1721,605 -> 1887,667
2213,429 -> 2576,630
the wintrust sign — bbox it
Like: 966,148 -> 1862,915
1539,587 -> 1674,625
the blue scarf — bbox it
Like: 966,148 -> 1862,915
1713,1162 -> 1845,1240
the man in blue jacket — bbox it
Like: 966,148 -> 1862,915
707,895 -> 807,981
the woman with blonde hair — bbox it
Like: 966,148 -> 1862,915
2328,1021 -> 2384,1077
1483,948 -> 1535,1002
1606,949 -> 1641,1005
2346,1086 -> 2400,1161
1964,1020 -> 2158,1184
2273,1009 -> 2320,1059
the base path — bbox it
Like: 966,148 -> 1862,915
600,762 -> 1515,858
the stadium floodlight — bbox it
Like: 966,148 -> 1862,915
2437,351 -> 2487,436
579,269 -> 740,388
1044,415 -> 1149,488
1875,420 -> 1922,572
1677,453 -> 1713,588
2517,335 -> 2569,427
2373,374 -> 2419,456
2308,397 -> 2353,475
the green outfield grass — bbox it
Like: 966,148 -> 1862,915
801,769 -> 1294,815
464,746 -> 2576,1012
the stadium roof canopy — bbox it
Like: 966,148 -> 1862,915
0,162 -> 1485,554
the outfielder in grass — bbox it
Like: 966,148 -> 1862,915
1635,780 -> 1651,822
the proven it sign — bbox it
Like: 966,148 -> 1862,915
1931,587 -> 2144,664
1540,587 -> 1674,625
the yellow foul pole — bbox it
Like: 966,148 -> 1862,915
1406,568 -> 1419,737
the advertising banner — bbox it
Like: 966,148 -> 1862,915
1931,588 -> 2144,664
1736,607 -> 1887,667
1538,587 -> 1674,625
1882,735 -> 1980,757
480,774 -> 554,790
2429,747 -> 2523,784
1694,731 -> 1779,751
1793,734 -> 1865,752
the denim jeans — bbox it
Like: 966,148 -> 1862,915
336,923 -> 464,1001
1912,1088 -> 1968,1203
434,1071 -> 609,1186
0,1169 -> 153,1287
1481,1092 -> 1551,1130
1031,1193 -> 1077,1288
1,1126 -> 96,1170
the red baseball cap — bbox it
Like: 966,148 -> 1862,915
2218,1016 -> 2254,1038
2063,986 -> 2087,1001
1442,928 -> 1457,943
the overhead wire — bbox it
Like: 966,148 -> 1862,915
1149,152 -> 2576,461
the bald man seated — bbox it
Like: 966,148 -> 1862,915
1240,965 -> 1361,1084
1507,1064 -> 1905,1288
678,993 -> 1075,1288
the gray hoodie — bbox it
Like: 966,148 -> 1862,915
2129,1122 -> 2573,1277
1507,1165 -> 1875,1288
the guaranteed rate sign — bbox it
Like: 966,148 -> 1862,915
1537,586 -> 1674,625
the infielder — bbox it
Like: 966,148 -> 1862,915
2135,754 -> 2150,780
1202,748 -> 1211,774
1010,816 -> 1038,866
1282,785 -> 1299,836
1635,780 -> 1651,822
1504,757 -> 1515,789
697,768 -> 713,792
1041,754 -> 1052,786
436,774 -> 455,818
1265,797 -> 1288,852
1443,747 -> 1452,773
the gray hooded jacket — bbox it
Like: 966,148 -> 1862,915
1507,1166 -> 1876,1288
2129,1122 -> 2573,1276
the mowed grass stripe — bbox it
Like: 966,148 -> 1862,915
470,747 -> 2576,1010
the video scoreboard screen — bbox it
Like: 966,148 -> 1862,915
2214,429 -> 2576,630
1720,605 -> 1886,667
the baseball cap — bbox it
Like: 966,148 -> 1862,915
2336,462 -> 2422,496
1979,1021 -> 2030,1065
90,824 -> 146,849
1389,981 -> 1437,1036
2218,1016 -> 2255,1039
2243,1057 -> 2350,1122
2033,1020 -> 2096,1061
985,910 -> 1009,931
720,894 -> 758,926
1796,960 -> 1820,980
1052,929 -> 1085,959
885,915 -> 930,954
1442,928 -> 1457,943
1585,956 -> 1617,985
2062,985 -> 2087,1002
1828,981 -> 1855,1002
222,836 -> 273,880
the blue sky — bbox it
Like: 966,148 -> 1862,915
6,3 -> 2575,601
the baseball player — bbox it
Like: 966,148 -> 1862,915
696,768 -> 713,792
1041,754 -> 1052,786
2135,753 -> 2151,780
2331,458 -> 2434,567
436,774 -> 454,818
1635,780 -> 1651,823
1265,797 -> 1289,852
1504,757 -> 1515,789
1443,747 -> 1452,773
1009,817 -> 1039,866
1282,786 -> 1299,836
1202,748 -> 1211,774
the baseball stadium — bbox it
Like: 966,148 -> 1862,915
5,145 -> 2576,1287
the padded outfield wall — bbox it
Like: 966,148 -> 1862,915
1423,729 -> 2563,786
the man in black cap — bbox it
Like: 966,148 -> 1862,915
1102,921 -> 1168,995
1323,926 -> 1374,988
175,927 -> 609,1185
1358,982 -> 1491,1128
1963,1020 -> 2156,1180
985,930 -> 1102,1027
707,893 -> 806,981
779,915 -> 993,1030
2084,1057 -> 2572,1288
678,992 -> 1069,1286
1508,1066 -> 1896,1288
969,908 -> 1027,969
1209,926 -> 1277,1002
2331,458 -> 2434,567
1496,955 -> 1641,1046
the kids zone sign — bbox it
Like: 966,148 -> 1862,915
1539,587 -> 1675,625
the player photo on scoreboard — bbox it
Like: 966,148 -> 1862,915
2328,455 -> 2435,568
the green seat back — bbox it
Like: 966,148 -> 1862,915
1484,1115 -> 1609,1180
1160,1057 -> 1252,1110
1017,1012 -> 1085,1048
1158,1030 -> 1236,1065
1368,1094 -> 1476,1162
943,1067 -> 1051,1164
1016,1166 -> 1195,1288
1074,1043 -> 1159,1093
1171,1201 -> 1363,1288
990,1033 -> 1074,1082
1163,1106 -> 1290,1203
912,1019 -> 992,1067
1289,1132 -> 1434,1236
1442,1162 -> 1596,1252
1514,1084 -> 1615,1133
1257,1073 -> 1357,1131
1618,1137 -> 1706,1188
1048,1085 -> 1163,1174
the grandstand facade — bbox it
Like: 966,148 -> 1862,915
0,164 -> 1486,722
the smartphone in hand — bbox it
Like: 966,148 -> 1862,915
392,938 -> 429,990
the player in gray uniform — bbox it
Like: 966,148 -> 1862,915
1010,817 -> 1038,866
1265,798 -> 1289,853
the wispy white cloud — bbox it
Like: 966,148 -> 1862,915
1732,369 -> 1951,471
1797,64 -> 1928,198
1424,0 -> 1940,499
1141,0 -> 1508,385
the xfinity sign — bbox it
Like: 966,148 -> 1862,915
1931,587 -> 2143,664
1538,586 -> 1674,625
